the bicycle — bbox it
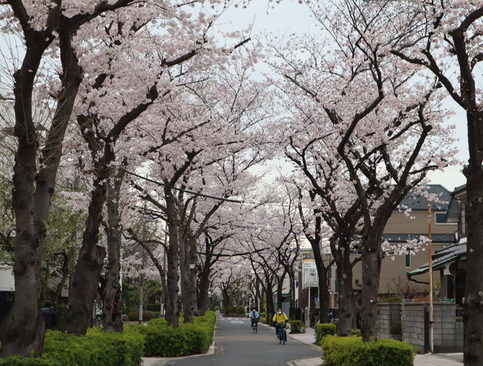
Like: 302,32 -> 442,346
276,323 -> 287,344
251,318 -> 259,333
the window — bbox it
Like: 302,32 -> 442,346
435,212 -> 447,224
405,249 -> 411,268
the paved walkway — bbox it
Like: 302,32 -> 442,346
142,324 -> 464,366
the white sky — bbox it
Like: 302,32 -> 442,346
215,0 -> 468,192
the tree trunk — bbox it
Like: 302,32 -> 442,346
102,174 -> 125,332
53,251 -> 71,306
336,258 -> 356,336
311,244 -> 330,323
332,237 -> 356,336
463,110 -> 483,366
276,272 -> 286,309
265,284 -> 275,324
66,178 -> 108,334
360,235 -> 383,341
288,270 -> 296,316
0,20 -> 80,357
197,268 -> 210,315
164,191 -> 179,327
67,244 -> 106,334
197,248 -> 212,315
179,235 -> 193,323
188,239 -> 198,318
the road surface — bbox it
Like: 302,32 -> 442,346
161,316 -> 321,366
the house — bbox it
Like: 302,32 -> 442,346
407,184 -> 467,307
350,184 -> 458,298
297,184 -> 458,325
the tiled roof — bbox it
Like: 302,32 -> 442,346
399,184 -> 452,211
407,240 -> 466,277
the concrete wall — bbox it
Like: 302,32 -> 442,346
400,302 -> 427,353
377,303 -> 402,339
378,302 -> 463,353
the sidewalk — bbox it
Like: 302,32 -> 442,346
287,327 -> 464,366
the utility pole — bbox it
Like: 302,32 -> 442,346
427,200 -> 434,353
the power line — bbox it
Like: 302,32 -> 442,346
124,169 -> 244,204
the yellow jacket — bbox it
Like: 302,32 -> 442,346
272,312 -> 288,323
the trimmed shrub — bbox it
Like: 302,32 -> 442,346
224,305 -> 236,315
350,329 -> 362,337
290,320 -> 305,333
0,328 -> 145,366
140,311 -> 216,357
236,305 -> 245,315
315,323 -> 337,345
322,335 -> 414,366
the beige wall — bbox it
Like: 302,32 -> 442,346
352,209 -> 457,296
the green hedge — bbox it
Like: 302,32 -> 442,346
0,327 -> 145,366
133,311 -> 216,357
290,320 -> 305,333
315,323 -> 337,345
321,335 -> 414,366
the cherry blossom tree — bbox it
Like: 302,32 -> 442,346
388,1 -> 483,363
269,0 -> 458,340
0,0 -> 150,357
63,4 -> 226,334
123,50 -> 271,325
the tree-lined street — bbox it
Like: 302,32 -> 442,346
158,314 -> 321,366
1,0 -> 483,365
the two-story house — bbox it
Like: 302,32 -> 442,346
407,184 -> 467,307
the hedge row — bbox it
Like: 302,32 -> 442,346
0,311 -> 217,365
321,335 -> 414,366
314,322 -> 337,345
0,327 -> 144,366
126,311 -> 216,357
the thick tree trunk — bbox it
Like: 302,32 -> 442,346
165,192 -> 179,327
276,272 -> 286,309
463,110 -> 483,366
336,260 -> 356,336
332,237 -> 356,336
0,19 -> 80,357
197,267 -> 211,315
360,235 -> 383,341
67,244 -> 106,334
102,175 -> 124,332
66,179 -> 108,334
179,236 -> 193,323
265,284 -> 275,324
311,245 -> 330,323
187,240 -> 198,319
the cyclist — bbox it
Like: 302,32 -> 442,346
272,308 -> 288,337
249,308 -> 259,329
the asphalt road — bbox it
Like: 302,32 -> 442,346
162,317 -> 321,366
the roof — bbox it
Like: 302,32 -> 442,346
406,239 -> 467,277
400,184 -> 452,211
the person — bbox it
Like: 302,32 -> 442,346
249,308 -> 259,328
41,302 -> 57,330
272,308 -> 288,336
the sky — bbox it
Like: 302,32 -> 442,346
215,0 -> 468,193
